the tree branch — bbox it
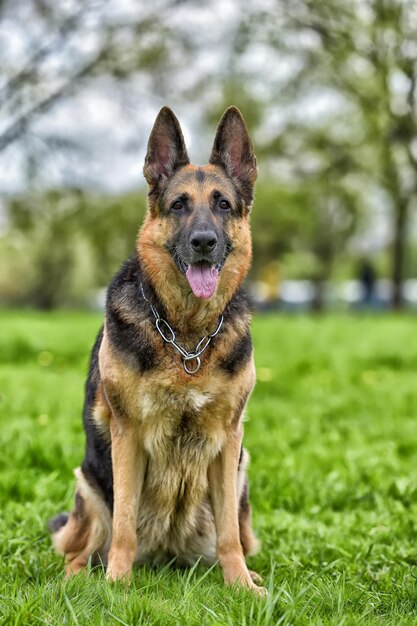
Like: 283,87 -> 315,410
0,51 -> 107,153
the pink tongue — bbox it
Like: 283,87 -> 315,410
185,264 -> 219,299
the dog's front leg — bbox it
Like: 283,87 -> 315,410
106,417 -> 146,581
208,427 -> 266,595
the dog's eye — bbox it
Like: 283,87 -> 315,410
171,200 -> 183,211
219,199 -> 230,210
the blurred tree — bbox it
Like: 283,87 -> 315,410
4,0 -> 415,310
4,191 -> 85,308
1,189 -> 146,308
205,91 -> 362,309
78,191 -> 147,286
0,0 -> 193,170
227,0 -> 417,308
250,182 -> 304,270
0,0 -> 215,307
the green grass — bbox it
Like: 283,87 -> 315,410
2,311 -> 417,624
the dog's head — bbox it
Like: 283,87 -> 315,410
138,106 -> 257,301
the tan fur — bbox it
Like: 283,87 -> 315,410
54,220 -> 259,585
92,383 -> 111,435
208,427 -> 260,591
97,328 -> 256,574
237,450 -> 260,557
53,468 -> 112,576
106,418 -> 147,580
137,164 -> 252,334
51,108 -> 265,594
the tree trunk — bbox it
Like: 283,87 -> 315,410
391,200 -> 408,309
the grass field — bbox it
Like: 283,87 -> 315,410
1,311 -> 417,624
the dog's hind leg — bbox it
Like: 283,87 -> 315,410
237,447 -> 260,558
49,468 -> 112,576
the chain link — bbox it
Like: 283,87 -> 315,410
140,283 -> 224,374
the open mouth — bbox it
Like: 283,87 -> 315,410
177,259 -> 221,299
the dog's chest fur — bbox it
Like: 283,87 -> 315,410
139,382 -> 223,454
98,330 -> 254,557
100,323 -> 251,463
96,256 -> 255,559
117,372 -> 235,560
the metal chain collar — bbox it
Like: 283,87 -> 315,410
140,283 -> 224,374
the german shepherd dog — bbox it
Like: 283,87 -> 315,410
49,106 -> 265,594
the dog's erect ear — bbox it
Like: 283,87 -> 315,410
143,107 -> 189,187
209,107 -> 257,206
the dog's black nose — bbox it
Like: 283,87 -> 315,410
190,231 -> 218,254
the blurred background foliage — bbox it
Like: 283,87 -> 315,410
1,0 -> 417,310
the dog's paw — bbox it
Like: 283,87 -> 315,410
223,563 -> 267,597
248,569 -> 263,584
248,582 -> 268,597
106,562 -> 132,583
239,574 -> 267,597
